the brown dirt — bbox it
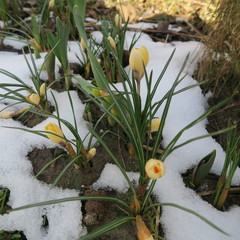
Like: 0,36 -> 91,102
205,87 -> 240,151
182,170 -> 240,211
13,105 -> 55,128
83,190 -> 137,240
27,127 -> 138,190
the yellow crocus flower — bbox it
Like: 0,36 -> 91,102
129,46 -> 149,82
107,36 -> 117,52
136,215 -> 154,240
44,123 -> 66,146
145,158 -> 166,180
26,93 -> 40,105
114,13 -> 122,27
40,83 -> 46,97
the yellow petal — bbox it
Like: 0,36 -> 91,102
40,83 -> 46,97
44,123 -> 66,146
139,46 -> 149,66
0,110 -> 15,119
136,215 -> 154,240
129,48 -> 145,73
114,13 -> 122,27
48,0 -> 55,9
86,148 -> 97,160
80,38 -> 86,50
28,93 -> 40,105
100,90 -> 111,103
150,118 -> 161,132
145,158 -> 166,180
107,36 -> 117,52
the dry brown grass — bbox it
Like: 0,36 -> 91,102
197,0 -> 240,96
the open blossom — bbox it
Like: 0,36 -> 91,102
44,123 -> 66,146
129,46 -> 149,82
145,158 -> 166,180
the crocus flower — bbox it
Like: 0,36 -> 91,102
129,46 -> 149,82
114,13 -> 122,27
40,83 -> 46,97
48,0 -> 55,9
80,38 -> 86,50
150,118 -> 161,132
107,36 -> 117,52
136,215 -> 154,240
145,158 -> 166,180
26,93 -> 40,105
86,148 -> 97,161
44,123 -> 66,147
0,110 -> 15,119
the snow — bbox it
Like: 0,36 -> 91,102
127,22 -> 158,29
3,37 -> 28,50
0,24 -> 239,240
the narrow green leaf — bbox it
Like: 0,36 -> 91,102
191,150 -> 216,186
79,216 -> 135,240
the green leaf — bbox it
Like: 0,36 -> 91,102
191,150 -> 216,186
145,203 -> 229,236
79,216 -> 135,240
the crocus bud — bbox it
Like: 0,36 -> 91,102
129,46 -> 149,82
92,88 -> 101,97
80,38 -> 86,50
150,118 -> 161,132
110,108 -> 118,117
114,13 -> 122,27
44,123 -> 66,147
48,0 -> 55,9
136,215 -> 154,240
86,148 -> 96,160
145,158 -> 166,180
100,90 -> 111,103
40,83 -> 46,97
0,110 -> 15,119
26,93 -> 40,105
107,36 -> 117,52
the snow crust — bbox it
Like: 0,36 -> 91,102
0,28 -> 239,240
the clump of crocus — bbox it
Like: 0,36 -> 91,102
129,46 -> 149,96
145,158 -> 166,180
136,215 -> 154,240
44,122 -> 96,169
